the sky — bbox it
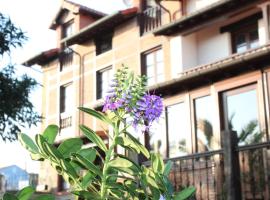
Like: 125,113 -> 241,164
0,0 -> 128,173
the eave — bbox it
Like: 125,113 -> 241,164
61,7 -> 138,46
22,48 -> 60,67
50,0 -> 106,30
154,0 -> 263,36
149,44 -> 270,96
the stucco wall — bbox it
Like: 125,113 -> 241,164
186,0 -> 222,14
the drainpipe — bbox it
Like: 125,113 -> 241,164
155,0 -> 172,22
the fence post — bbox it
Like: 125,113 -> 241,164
222,130 -> 242,200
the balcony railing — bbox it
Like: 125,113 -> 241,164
140,6 -> 164,35
60,49 -> 73,71
144,150 -> 224,200
143,138 -> 270,199
60,114 -> 72,129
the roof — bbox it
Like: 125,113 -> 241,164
22,48 -> 60,67
149,44 -> 270,95
50,0 -> 106,30
61,7 -> 138,46
154,0 -> 262,36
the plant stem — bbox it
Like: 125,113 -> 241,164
100,123 -> 120,199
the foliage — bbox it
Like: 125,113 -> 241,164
0,13 -> 40,141
19,67 -> 195,199
2,186 -> 54,200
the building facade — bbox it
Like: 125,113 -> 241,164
24,0 -> 270,199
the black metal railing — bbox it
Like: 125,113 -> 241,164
60,115 -> 72,129
236,142 -> 270,200
144,149 -> 224,200
60,49 -> 73,71
140,6 -> 164,35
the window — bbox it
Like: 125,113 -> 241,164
60,83 -> 73,129
167,102 -> 189,157
62,20 -> 74,39
60,48 -> 73,71
147,111 -> 167,158
194,95 -> 215,152
96,67 -> 113,99
221,85 -> 260,145
95,32 -> 113,55
142,47 -> 164,85
232,24 -> 259,53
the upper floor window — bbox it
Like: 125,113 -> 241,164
232,23 -> 259,53
60,48 -> 73,71
62,20 -> 74,39
60,83 -> 73,129
96,67 -> 113,99
95,32 -> 113,56
141,47 -> 164,86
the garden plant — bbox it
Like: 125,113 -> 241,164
4,67 -> 195,200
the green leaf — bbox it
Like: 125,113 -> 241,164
72,153 -> 102,177
81,171 -> 95,189
30,153 -> 44,161
151,153 -> 164,173
174,187 -> 196,200
35,135 -> 49,156
35,194 -> 55,200
108,155 -> 140,175
125,132 -> 150,158
19,133 -> 39,154
164,161 -> 172,176
79,125 -> 107,152
3,193 -> 18,200
58,138 -> 83,158
59,159 -> 78,179
79,107 -> 113,125
115,136 -> 140,153
16,186 -> 34,200
77,148 -> 96,163
42,125 -> 59,144
43,142 -> 63,160
72,190 -> 101,200
149,186 -> 160,200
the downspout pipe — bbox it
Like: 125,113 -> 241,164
155,0 -> 172,22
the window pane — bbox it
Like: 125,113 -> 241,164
167,103 -> 189,157
97,67 -> 113,99
157,74 -> 164,82
156,49 -> 163,62
147,65 -> 155,77
60,84 -> 72,113
156,62 -> 164,75
235,34 -> 247,53
147,77 -> 155,85
250,30 -> 259,42
146,53 -> 154,65
194,95 -> 215,152
224,88 -> 260,145
143,48 -> 164,86
149,111 -> 166,158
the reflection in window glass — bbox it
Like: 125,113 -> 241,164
167,103 -> 189,157
224,88 -> 260,145
149,111 -> 167,158
194,96 -> 215,152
